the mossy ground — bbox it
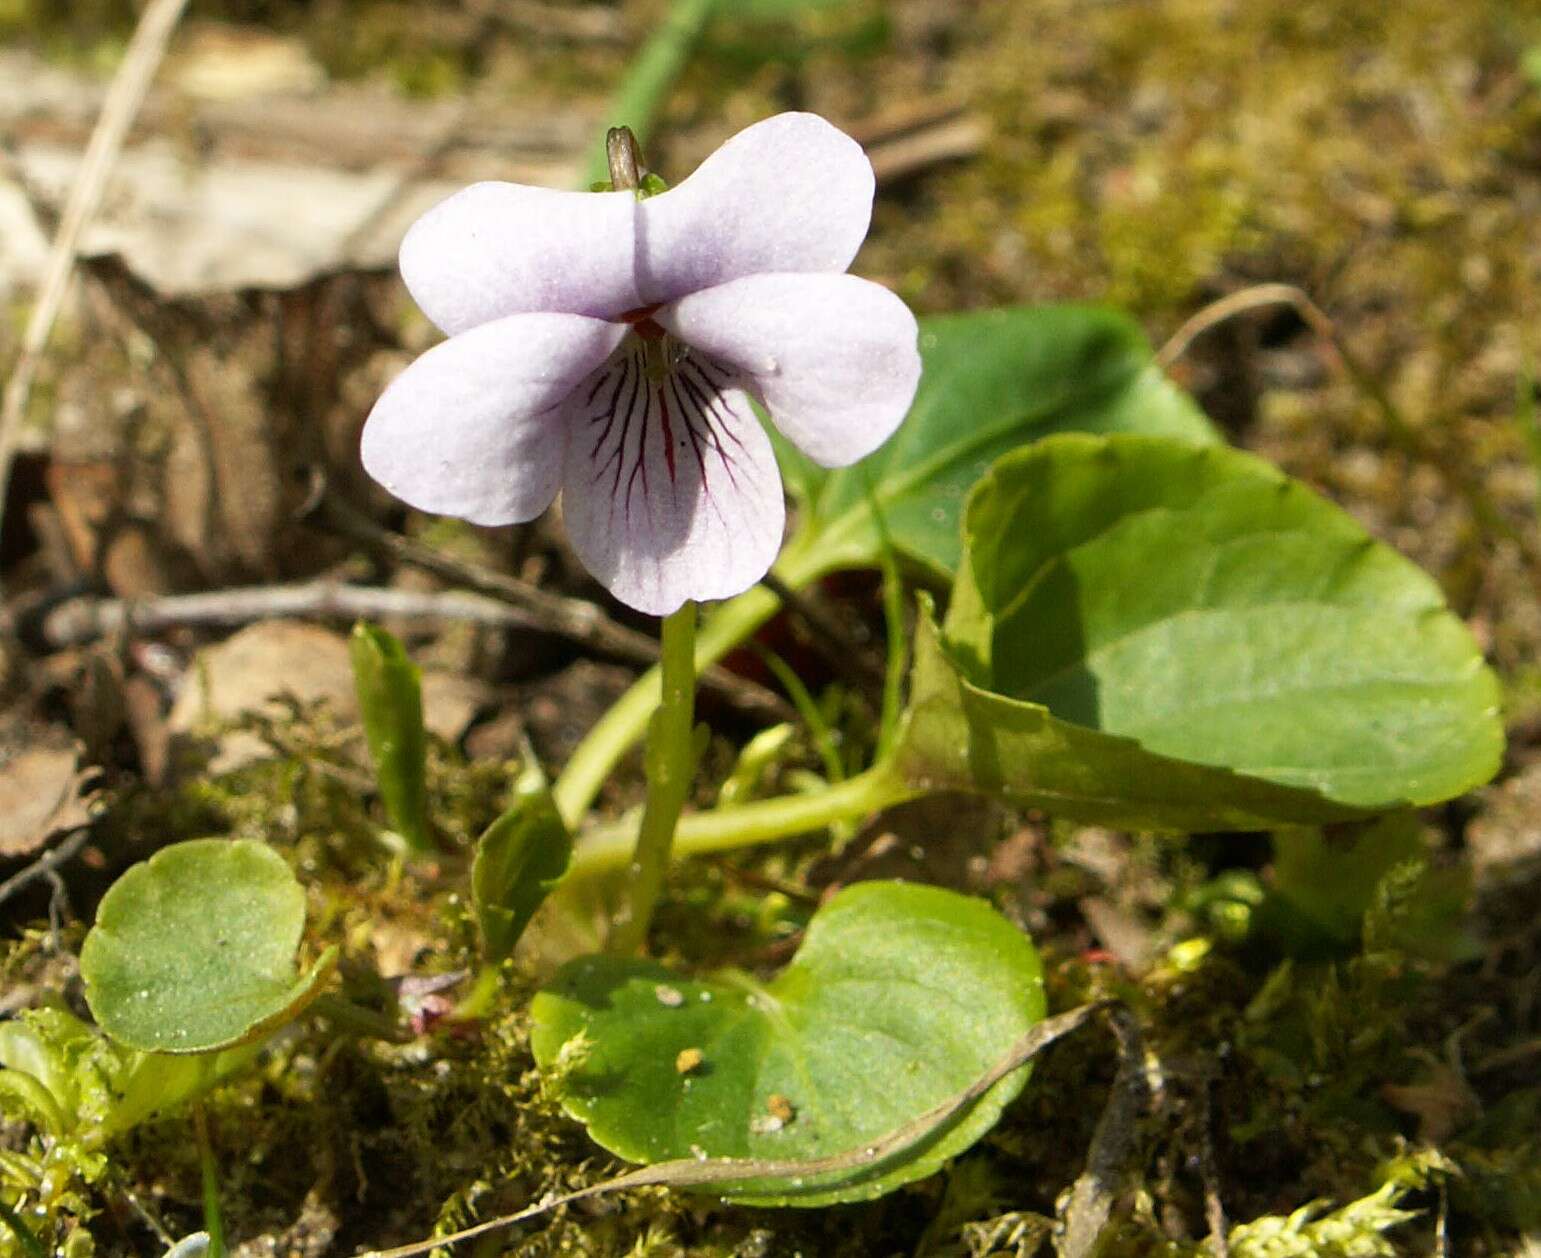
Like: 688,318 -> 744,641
3,0 -> 1541,1254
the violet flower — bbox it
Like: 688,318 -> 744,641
361,112 -> 921,615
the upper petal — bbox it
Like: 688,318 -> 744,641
657,272 -> 921,468
361,312 -> 626,526
637,113 -> 875,304
559,346 -> 786,615
400,184 -> 642,335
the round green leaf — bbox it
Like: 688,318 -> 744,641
530,882 -> 1044,1206
774,304 -> 1219,584
898,434 -> 1503,829
81,839 -> 337,1054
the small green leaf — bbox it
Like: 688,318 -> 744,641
531,881 -> 1044,1206
896,435 -> 1503,830
775,304 -> 1218,584
81,839 -> 337,1054
472,772 -> 572,963
350,622 -> 433,854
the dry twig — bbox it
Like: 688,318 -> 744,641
1194,1073 -> 1229,1258
1058,1006 -> 1150,1258
848,98 -> 988,184
314,493 -> 792,721
35,581 -> 551,645
0,0 -> 192,560
0,825 -> 95,911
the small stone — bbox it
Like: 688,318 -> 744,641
675,1047 -> 704,1074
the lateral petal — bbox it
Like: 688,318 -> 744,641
361,312 -> 626,526
658,272 -> 921,468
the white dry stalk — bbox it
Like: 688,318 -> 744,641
0,0 -> 192,559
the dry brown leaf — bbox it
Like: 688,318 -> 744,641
0,744 -> 98,858
168,619 -> 490,772
168,619 -> 356,734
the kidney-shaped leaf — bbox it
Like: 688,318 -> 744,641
530,881 -> 1044,1206
81,839 -> 337,1053
774,304 -> 1218,584
897,435 -> 1503,830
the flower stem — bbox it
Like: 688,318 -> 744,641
570,761 -> 920,880
192,1103 -> 225,1258
552,538 -> 826,829
553,581 -> 781,828
608,602 -> 699,954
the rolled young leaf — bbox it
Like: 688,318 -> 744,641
350,622 -> 434,854
472,772 -> 572,964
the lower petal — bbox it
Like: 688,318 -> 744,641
361,313 -> 626,526
559,350 -> 786,615
658,273 -> 921,468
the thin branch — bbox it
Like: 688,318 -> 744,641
0,0 -> 192,562
0,825 -> 94,909
36,581 -> 601,645
313,493 -> 792,721
1158,282 -> 1541,583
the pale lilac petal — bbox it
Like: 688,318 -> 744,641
658,273 -> 921,467
400,184 -> 642,335
362,313 -> 626,526
637,113 -> 874,304
559,347 -> 786,615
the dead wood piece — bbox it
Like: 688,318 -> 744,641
40,581 -> 547,646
